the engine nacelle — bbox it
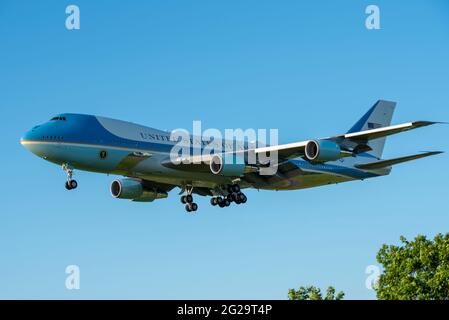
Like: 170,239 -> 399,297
209,154 -> 246,177
110,179 -> 167,202
304,140 -> 342,163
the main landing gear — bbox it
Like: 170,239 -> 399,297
180,184 -> 246,213
210,184 -> 247,209
63,164 -> 78,190
181,185 -> 198,213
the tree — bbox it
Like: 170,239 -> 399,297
376,233 -> 449,300
288,286 -> 344,300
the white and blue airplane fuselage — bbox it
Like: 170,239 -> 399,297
20,100 -> 442,212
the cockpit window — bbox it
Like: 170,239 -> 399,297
51,116 -> 67,121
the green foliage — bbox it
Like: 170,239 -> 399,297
376,233 -> 449,300
288,286 -> 344,300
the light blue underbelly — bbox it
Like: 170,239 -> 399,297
28,142 -> 134,173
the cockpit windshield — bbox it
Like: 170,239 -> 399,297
50,116 -> 67,121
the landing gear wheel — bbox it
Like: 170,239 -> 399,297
210,197 -> 218,206
186,203 -> 198,212
232,184 -> 240,193
186,194 -> 193,203
224,199 -> 230,207
241,194 -> 247,203
65,180 -> 77,190
69,180 -> 78,189
218,197 -> 225,208
181,195 -> 187,204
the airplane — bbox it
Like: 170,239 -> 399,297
20,100 -> 443,212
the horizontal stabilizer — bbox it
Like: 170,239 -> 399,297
354,151 -> 443,170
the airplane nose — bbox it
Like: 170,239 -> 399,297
20,125 -> 38,143
20,129 -> 33,148
20,126 -> 47,158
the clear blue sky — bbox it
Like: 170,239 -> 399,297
1,1 -> 448,299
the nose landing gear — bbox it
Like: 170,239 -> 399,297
63,164 -> 78,190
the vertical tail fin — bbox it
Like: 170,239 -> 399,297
347,100 -> 396,159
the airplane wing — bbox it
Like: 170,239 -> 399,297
354,151 -> 443,170
254,141 -> 308,160
162,120 -> 440,169
163,142 -> 309,168
330,121 -> 438,143
253,121 -> 440,161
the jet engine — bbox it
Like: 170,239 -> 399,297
304,140 -> 342,163
110,179 -> 167,202
209,154 -> 247,177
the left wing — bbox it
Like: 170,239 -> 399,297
329,121 -> 438,144
254,141 -> 308,160
162,121 -> 440,169
254,121 -> 439,161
